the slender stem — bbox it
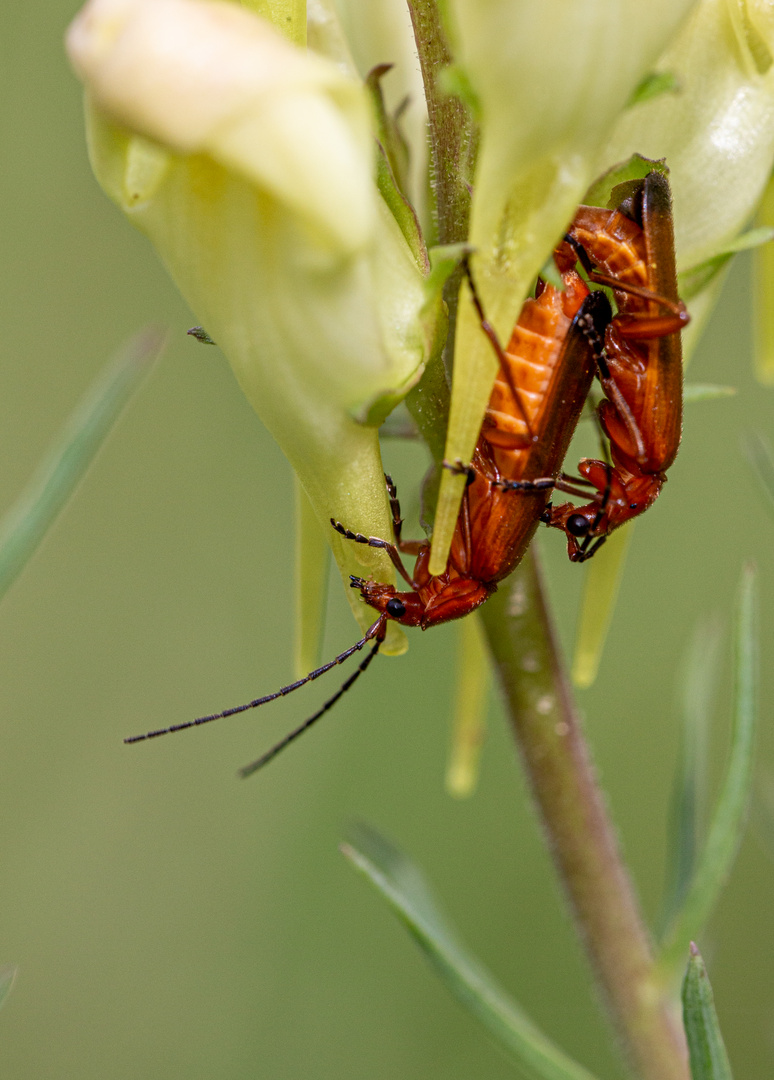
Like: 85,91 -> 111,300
480,549 -> 690,1080
405,0 -> 477,380
405,0 -> 474,247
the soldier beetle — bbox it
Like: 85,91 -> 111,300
125,244 -> 611,773
542,171 -> 689,561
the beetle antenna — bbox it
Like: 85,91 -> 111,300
238,635 -> 383,778
124,616 -> 386,744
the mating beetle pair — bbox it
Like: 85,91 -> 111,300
127,171 -> 688,773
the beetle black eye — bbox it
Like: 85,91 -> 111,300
629,503 -> 638,510
386,598 -> 407,618
567,514 -> 590,537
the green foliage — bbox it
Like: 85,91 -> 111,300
582,153 -> 667,210
0,329 -> 163,606
682,945 -> 733,1080
342,823 -> 599,1080
657,620 -> 721,936
659,568 -> 758,975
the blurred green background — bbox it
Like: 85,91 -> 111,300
2,3 -> 773,1078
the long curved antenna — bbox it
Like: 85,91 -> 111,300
124,616 -> 386,744
239,636 -> 383,778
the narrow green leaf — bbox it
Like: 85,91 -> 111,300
683,384 -> 736,403
659,568 -> 757,976
0,328 -> 164,605
446,613 -> 489,798
571,524 -> 633,688
342,823 -> 599,1080
682,944 -> 733,1080
374,140 -> 428,273
0,966 -> 17,1012
293,479 -> 330,680
657,620 -> 721,937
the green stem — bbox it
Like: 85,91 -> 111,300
405,0 -> 474,247
481,550 -> 690,1080
405,0 -> 477,379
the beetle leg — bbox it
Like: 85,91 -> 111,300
330,519 -> 416,588
494,476 -> 555,493
443,458 -> 477,486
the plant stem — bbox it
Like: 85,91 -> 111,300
480,549 -> 690,1080
406,0 -> 477,380
405,0 -> 474,247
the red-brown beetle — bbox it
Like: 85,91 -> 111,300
542,171 -> 689,561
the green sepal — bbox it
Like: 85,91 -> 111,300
682,944 -> 734,1080
365,65 -> 411,205
582,154 -> 668,209
374,142 -> 428,273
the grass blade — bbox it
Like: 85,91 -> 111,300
682,944 -> 733,1080
657,619 -> 721,937
342,823 -> 599,1080
659,568 -> 757,976
0,328 -> 164,604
